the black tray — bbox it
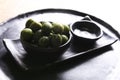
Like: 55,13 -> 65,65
2,8 -> 118,72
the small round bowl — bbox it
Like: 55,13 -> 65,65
21,32 -> 72,61
70,20 -> 103,43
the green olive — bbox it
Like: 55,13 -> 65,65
33,30 -> 43,43
38,36 -> 49,47
25,19 -> 34,28
29,21 -> 42,32
41,22 -> 53,35
51,34 -> 62,47
21,28 -> 33,41
61,35 -> 68,44
63,24 -> 70,34
52,22 -> 64,34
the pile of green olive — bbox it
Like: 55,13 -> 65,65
20,19 -> 70,48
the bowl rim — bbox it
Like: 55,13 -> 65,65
70,20 -> 103,40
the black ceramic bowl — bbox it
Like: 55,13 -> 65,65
21,32 -> 72,61
70,20 -> 103,43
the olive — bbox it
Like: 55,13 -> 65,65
51,34 -> 62,47
61,35 -> 68,44
29,21 -> 42,32
33,30 -> 43,43
52,22 -> 64,34
38,36 -> 49,47
25,19 -> 34,28
63,24 -> 70,34
42,22 -> 53,35
21,28 -> 33,41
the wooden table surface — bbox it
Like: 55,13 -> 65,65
0,0 -> 120,80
